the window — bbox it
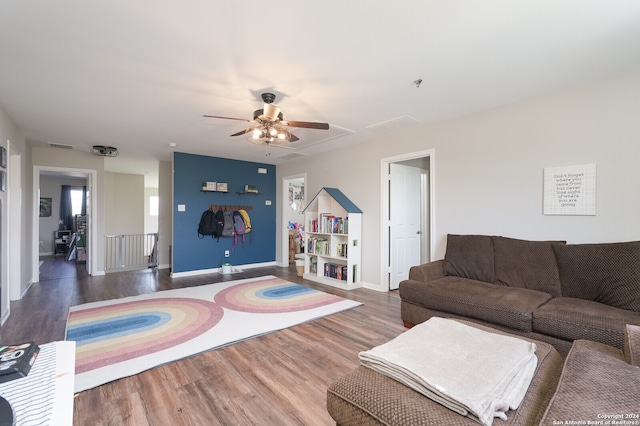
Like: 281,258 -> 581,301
70,189 -> 84,216
150,196 -> 159,216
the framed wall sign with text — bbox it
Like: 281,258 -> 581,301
543,163 -> 596,215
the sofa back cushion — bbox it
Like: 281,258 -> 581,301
493,236 -> 565,297
553,241 -> 640,313
443,234 -> 495,283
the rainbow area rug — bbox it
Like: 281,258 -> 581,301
65,275 -> 361,392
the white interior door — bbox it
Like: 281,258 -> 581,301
390,163 -> 421,290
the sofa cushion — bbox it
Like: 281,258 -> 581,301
539,339 -> 640,424
533,297 -> 640,350
399,277 -> 552,332
553,240 -> 640,312
443,234 -> 495,283
493,236 -> 565,297
408,259 -> 446,282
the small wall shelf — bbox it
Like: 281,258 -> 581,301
201,181 -> 228,192
202,189 -> 228,194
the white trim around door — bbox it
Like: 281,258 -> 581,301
380,149 -> 435,292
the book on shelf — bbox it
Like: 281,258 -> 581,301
0,341 -> 40,383
323,262 -> 348,281
337,243 -> 348,257
309,215 -> 349,235
308,236 -> 330,255
244,185 -> 258,193
319,213 -> 333,233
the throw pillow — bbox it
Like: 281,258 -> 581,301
553,241 -> 640,312
493,236 -> 565,297
443,234 -> 495,283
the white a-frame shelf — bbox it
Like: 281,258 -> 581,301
303,187 -> 362,290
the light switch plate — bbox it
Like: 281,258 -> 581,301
178,204 -> 186,212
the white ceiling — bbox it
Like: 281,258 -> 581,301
1,1 -> 640,187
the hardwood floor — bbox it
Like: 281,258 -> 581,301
3,259 -> 405,425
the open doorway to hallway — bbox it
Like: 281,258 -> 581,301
281,174 -> 306,274
38,172 -> 89,281
381,149 -> 434,291
33,166 -> 96,285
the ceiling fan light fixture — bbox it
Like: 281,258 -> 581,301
269,137 -> 289,146
263,104 -> 281,121
205,91 -> 329,150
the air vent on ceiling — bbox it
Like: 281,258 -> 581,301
278,153 -> 307,161
277,124 -> 355,151
49,143 -> 74,149
366,115 -> 420,134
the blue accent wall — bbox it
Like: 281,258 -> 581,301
173,152 -> 276,273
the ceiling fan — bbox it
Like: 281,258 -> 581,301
204,93 -> 330,146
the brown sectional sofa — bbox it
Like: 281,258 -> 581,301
326,235 -> 640,424
400,234 -> 640,356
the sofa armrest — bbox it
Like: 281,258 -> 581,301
408,259 -> 446,282
623,324 -> 640,367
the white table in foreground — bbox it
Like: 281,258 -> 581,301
0,341 -> 76,425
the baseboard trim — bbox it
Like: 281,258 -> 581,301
170,261 -> 277,278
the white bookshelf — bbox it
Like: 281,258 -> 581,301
303,188 -> 362,290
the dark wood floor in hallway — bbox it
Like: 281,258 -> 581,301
3,261 -> 405,425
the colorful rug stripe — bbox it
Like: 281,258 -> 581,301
214,276 -> 345,313
67,298 -> 223,374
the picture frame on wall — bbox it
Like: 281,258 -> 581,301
40,197 -> 52,217
543,163 -> 596,216
0,147 -> 6,169
0,171 -> 5,192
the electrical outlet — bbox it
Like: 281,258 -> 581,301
224,250 -> 230,257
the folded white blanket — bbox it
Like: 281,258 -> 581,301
359,317 -> 537,426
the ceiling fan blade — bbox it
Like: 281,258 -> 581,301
230,125 -> 261,137
282,120 -> 330,130
288,132 -> 300,142
203,115 -> 252,122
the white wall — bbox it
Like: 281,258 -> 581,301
277,71 -> 640,291
157,160 -> 172,269
104,171 -> 144,235
0,102 -> 29,324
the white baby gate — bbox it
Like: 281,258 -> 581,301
105,233 -> 158,271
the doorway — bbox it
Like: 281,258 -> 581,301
381,149 -> 434,291
281,174 -> 306,269
32,166 -> 97,284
